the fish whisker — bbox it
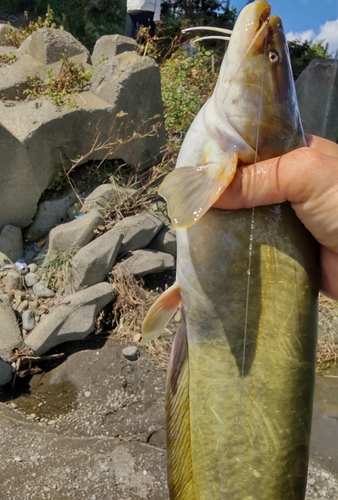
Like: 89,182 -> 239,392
182,26 -> 233,35
191,36 -> 231,44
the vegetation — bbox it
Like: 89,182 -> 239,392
160,47 -> 218,135
3,5 -> 58,47
23,53 -> 93,106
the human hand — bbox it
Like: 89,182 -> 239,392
213,135 -> 338,300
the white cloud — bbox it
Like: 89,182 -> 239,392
286,29 -> 315,43
286,19 -> 338,55
314,19 -> 338,54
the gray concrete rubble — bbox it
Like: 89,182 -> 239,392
25,190 -> 79,242
0,180 -> 176,358
0,29 -> 165,232
147,226 -> 177,258
296,59 -> 338,142
24,282 -> 114,355
91,34 -> 137,65
122,249 -> 176,276
115,213 -> 164,254
66,229 -> 124,293
0,225 -> 23,262
43,210 -> 105,263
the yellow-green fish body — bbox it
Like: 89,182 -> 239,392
143,2 -> 319,498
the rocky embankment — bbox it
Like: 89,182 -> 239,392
0,182 -> 176,385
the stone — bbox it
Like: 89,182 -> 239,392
43,211 -> 104,263
0,294 -> 22,361
122,346 -> 140,361
25,190 -> 79,242
83,184 -> 119,212
66,229 -> 123,292
296,59 -> 338,142
22,310 -> 36,332
33,282 -> 55,298
115,213 -> 164,255
17,28 -> 90,65
0,54 -> 44,100
28,263 -> 38,273
122,249 -> 175,276
0,40 -> 165,231
147,225 -> 177,257
24,272 -> 40,287
2,269 -> 22,290
0,357 -> 12,386
90,51 -> 166,170
24,282 -> 114,355
0,225 -> 24,262
91,35 -> 137,65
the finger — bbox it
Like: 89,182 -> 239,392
306,134 -> 338,158
213,146 -> 332,210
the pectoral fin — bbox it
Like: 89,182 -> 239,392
142,283 -> 181,340
159,154 -> 238,230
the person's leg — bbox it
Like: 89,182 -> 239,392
125,13 -> 138,38
137,10 -> 155,37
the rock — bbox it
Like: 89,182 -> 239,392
115,213 -> 164,255
0,225 -> 23,262
2,269 -> 22,290
0,294 -> 22,361
296,59 -> 338,142
43,211 -> 104,263
28,263 -> 38,273
122,346 -> 140,361
147,225 -> 177,257
83,184 -> 119,212
91,34 -> 137,65
0,42 -> 165,231
16,300 -> 29,315
17,28 -> 90,65
0,357 -> 12,386
66,229 -> 123,292
90,51 -> 165,170
25,190 -> 79,242
32,282 -> 55,298
24,272 -> 40,287
24,282 -> 114,355
122,249 -> 175,276
22,310 -> 36,332
0,54 -> 43,100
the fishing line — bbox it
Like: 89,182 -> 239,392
241,20 -> 270,377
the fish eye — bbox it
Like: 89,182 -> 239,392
268,50 -> 279,63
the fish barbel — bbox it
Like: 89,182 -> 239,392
142,1 -> 319,499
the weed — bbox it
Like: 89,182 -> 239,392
23,53 -> 93,107
0,52 -> 17,65
42,247 -> 79,294
160,47 -> 218,136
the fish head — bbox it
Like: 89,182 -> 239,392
212,0 -> 305,162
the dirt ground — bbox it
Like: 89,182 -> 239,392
0,335 -> 337,499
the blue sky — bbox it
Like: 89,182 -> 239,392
230,0 -> 338,55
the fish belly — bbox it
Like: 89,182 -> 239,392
167,204 -> 318,500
